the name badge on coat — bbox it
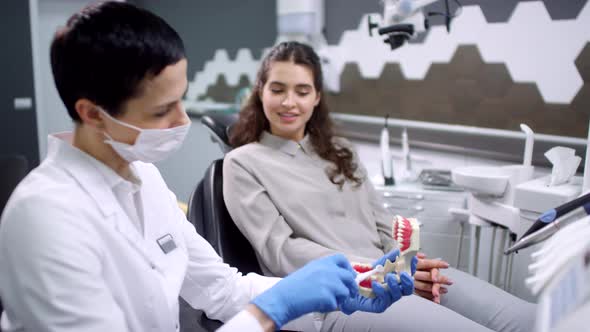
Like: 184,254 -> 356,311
156,234 -> 177,254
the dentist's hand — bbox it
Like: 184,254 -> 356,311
251,254 -> 357,329
340,272 -> 413,314
372,248 -> 418,275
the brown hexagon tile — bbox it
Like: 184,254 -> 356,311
422,102 -> 457,123
339,63 -> 364,90
319,42 -> 589,138
359,78 -> 380,98
529,104 -> 584,137
473,99 -> 512,129
575,42 -> 590,83
375,91 -> 402,117
501,84 -> 545,117
378,63 -> 407,84
324,92 -> 347,114
447,46 -> 485,80
571,85 -> 590,117
450,79 -> 484,116
420,77 -> 453,103
194,39 -> 590,139
374,79 -> 403,101
358,87 -> 382,115
199,74 -> 251,103
476,63 -> 514,98
423,63 -> 453,83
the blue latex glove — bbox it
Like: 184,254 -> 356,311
373,248 -> 418,276
251,254 -> 358,329
340,271 -> 414,315
339,249 -> 416,315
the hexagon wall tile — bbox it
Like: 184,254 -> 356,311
323,46 -> 589,138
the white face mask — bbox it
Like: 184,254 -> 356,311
99,108 -> 191,163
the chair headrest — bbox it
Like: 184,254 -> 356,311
201,112 -> 239,153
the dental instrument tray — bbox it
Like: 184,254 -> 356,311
419,169 -> 463,191
419,169 -> 452,186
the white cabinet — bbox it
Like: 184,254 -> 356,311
376,184 -> 469,271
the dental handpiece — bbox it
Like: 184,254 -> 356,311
530,217 -> 589,259
520,191 -> 590,240
504,202 -> 590,255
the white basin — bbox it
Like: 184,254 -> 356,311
452,166 -> 511,196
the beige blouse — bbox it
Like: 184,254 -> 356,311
223,132 -> 397,277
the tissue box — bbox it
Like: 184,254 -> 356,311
514,175 -> 582,214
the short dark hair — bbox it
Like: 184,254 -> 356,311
50,1 -> 185,122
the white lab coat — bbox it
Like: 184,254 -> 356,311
0,132 -> 276,332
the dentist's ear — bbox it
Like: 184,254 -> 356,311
75,99 -> 104,129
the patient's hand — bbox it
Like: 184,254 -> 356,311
413,253 -> 453,304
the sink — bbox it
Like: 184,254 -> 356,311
452,166 -> 511,196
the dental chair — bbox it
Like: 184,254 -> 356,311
200,112 -> 238,154
188,112 -> 261,273
187,158 -> 263,275
181,112 -> 262,332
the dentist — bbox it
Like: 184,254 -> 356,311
0,2 -> 413,332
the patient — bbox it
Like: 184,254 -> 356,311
223,41 -> 535,332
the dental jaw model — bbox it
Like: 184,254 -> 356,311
352,260 -> 397,298
393,215 -> 421,277
355,264 -> 385,284
351,215 -> 420,297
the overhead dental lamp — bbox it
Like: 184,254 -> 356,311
368,0 -> 461,50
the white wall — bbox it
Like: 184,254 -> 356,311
33,0 -> 94,158
154,122 -> 223,202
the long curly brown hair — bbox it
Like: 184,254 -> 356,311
230,41 -> 362,189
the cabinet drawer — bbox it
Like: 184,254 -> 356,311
382,200 -> 424,216
417,216 -> 469,236
383,200 -> 464,219
414,201 -> 463,218
381,191 -> 426,201
378,189 -> 465,204
378,188 -> 468,236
